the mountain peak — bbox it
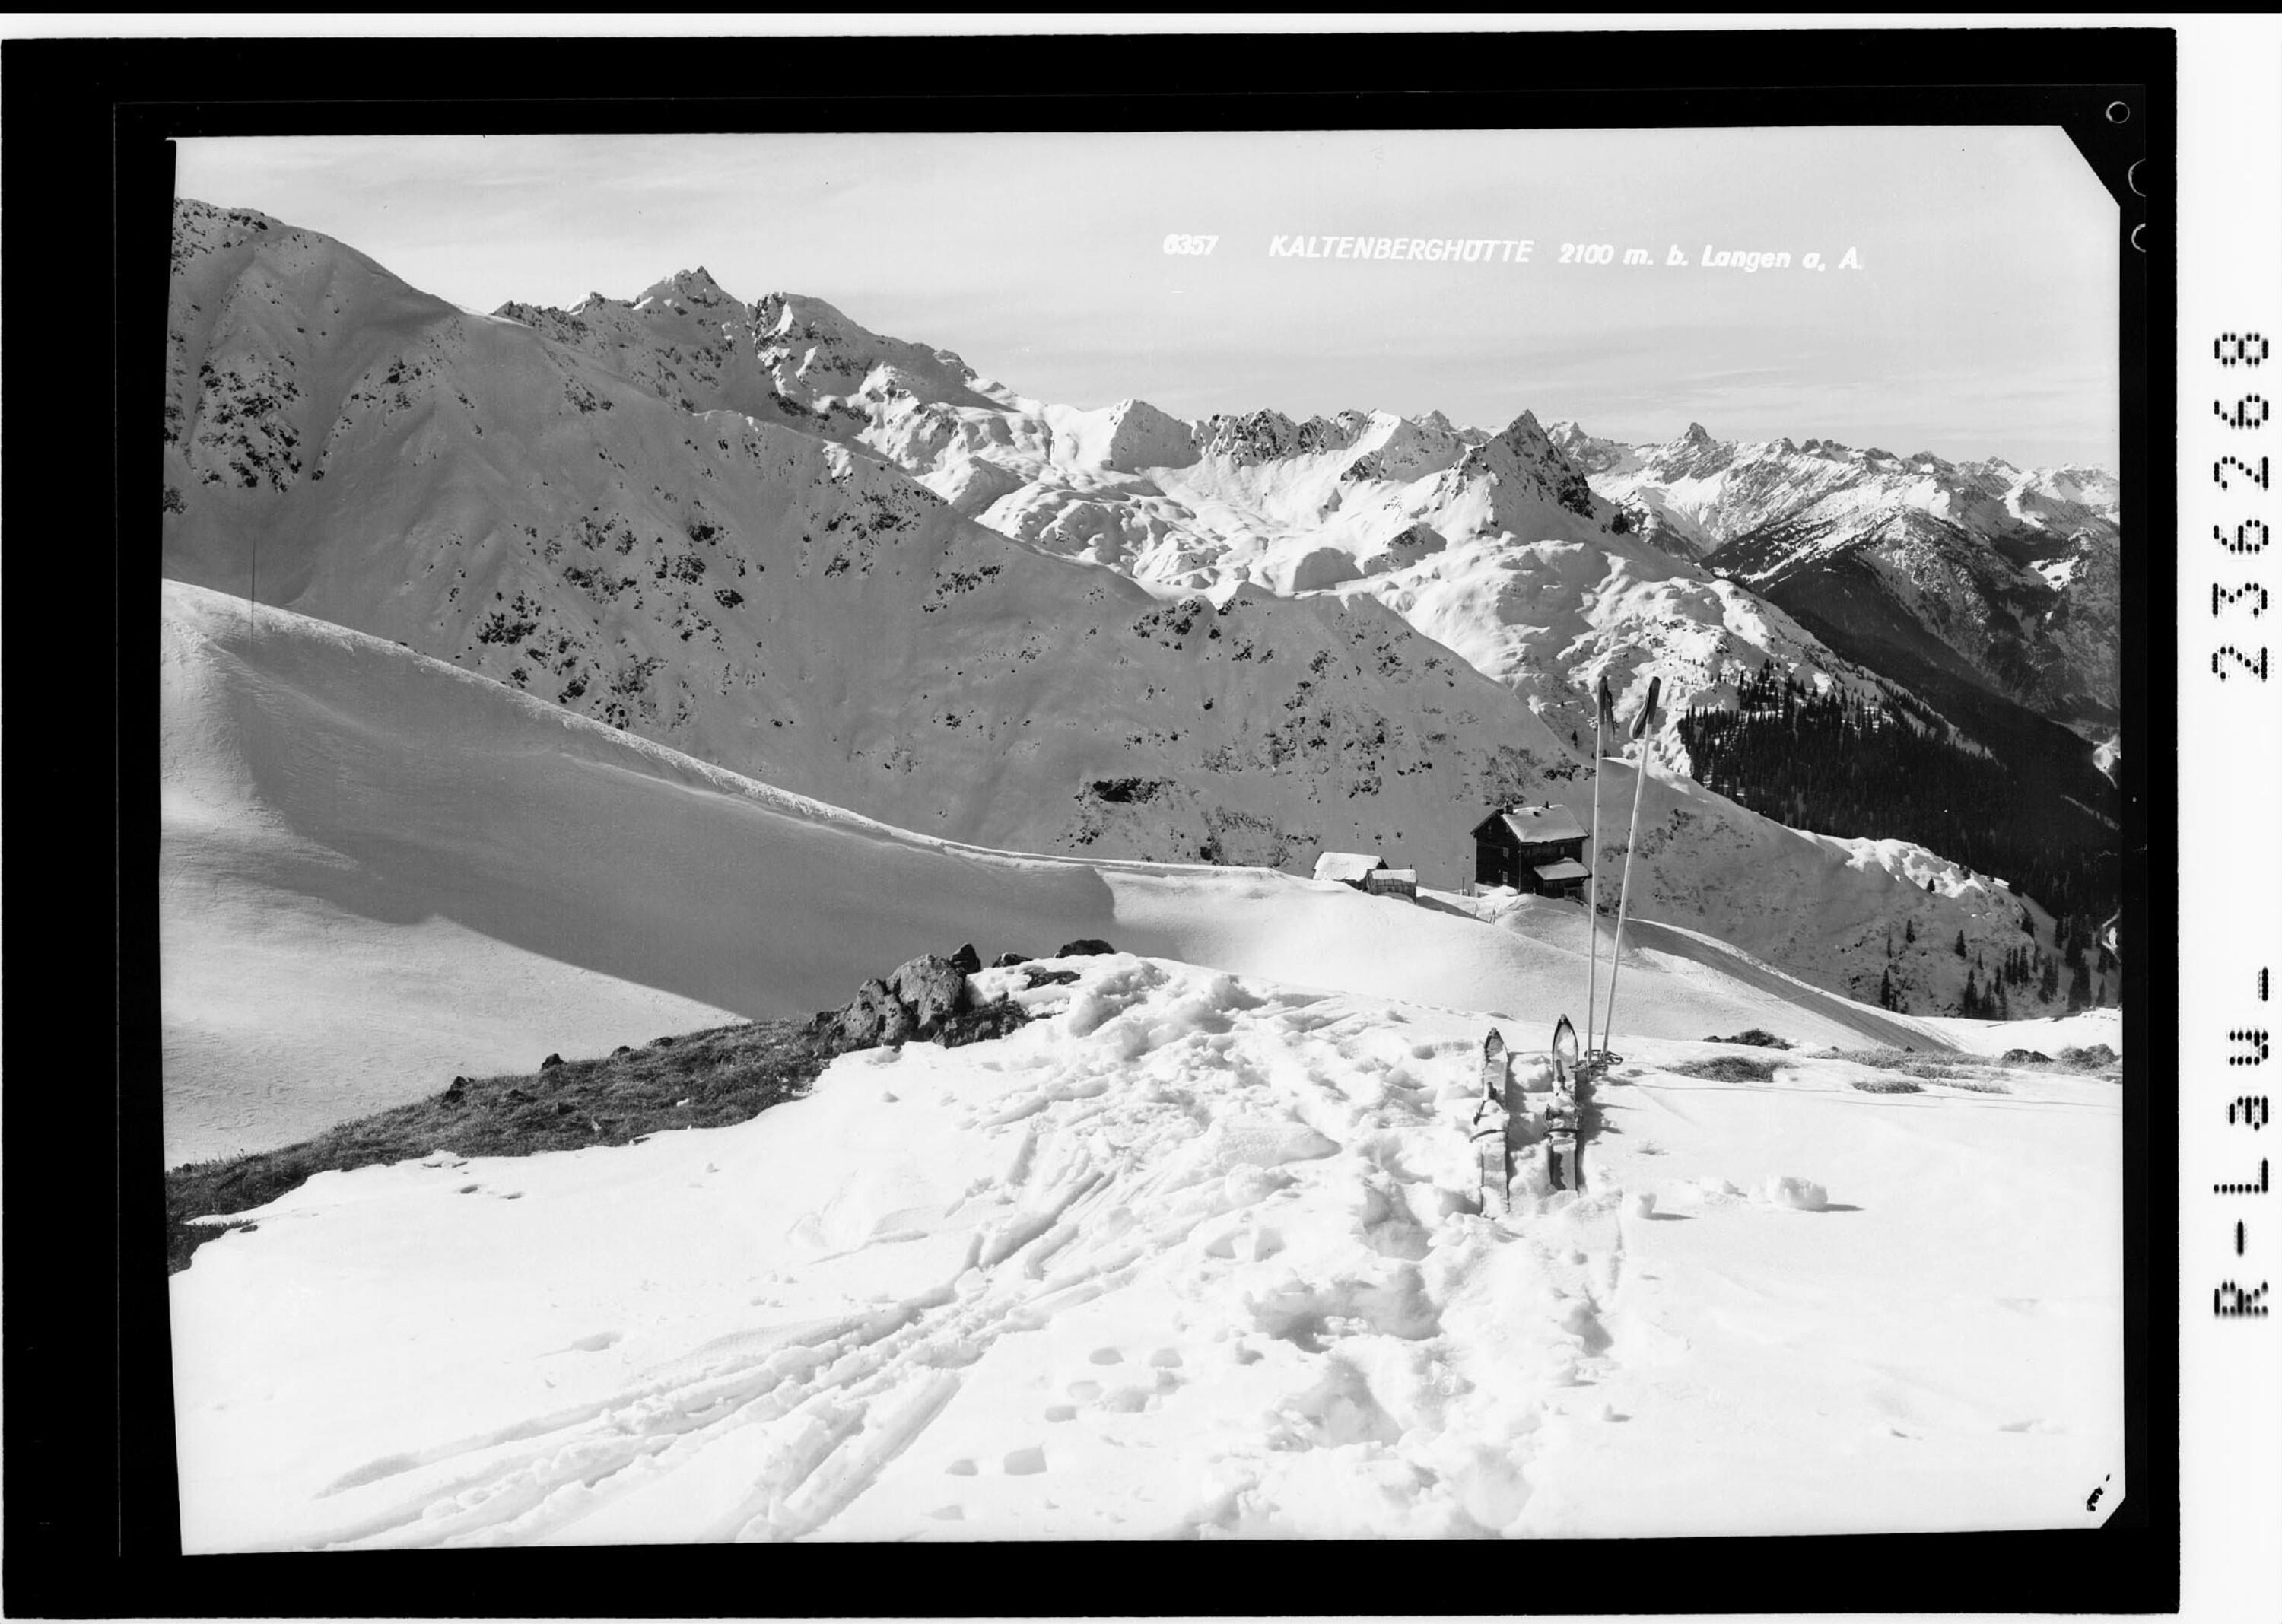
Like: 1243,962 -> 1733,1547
1680,421 -> 1715,446
1463,408 -> 1599,521
754,291 -> 863,340
637,266 -> 736,310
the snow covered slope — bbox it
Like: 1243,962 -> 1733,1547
172,949 -> 2123,1546
164,580 -> 1976,1164
1552,420 -> 2121,733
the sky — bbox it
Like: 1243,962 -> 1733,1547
177,126 -> 2121,469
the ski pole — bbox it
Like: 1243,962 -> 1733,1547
1583,675 -> 1615,1057
1602,676 -> 1661,1051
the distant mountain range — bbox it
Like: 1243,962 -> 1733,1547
161,199 -> 2110,1012
1548,421 -> 2121,739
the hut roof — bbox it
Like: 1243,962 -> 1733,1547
1473,803 -> 1589,845
1531,858 -> 1591,885
1313,851 -> 1386,884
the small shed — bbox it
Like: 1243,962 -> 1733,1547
1471,803 -> 1591,899
1314,851 -> 1386,888
1365,867 -> 1419,901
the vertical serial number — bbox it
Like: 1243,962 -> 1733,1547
2214,333 -> 2273,681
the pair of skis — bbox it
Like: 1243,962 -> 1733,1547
1582,673 -> 1661,1063
1471,671 -> 1657,1216
1473,1013 -> 1585,1216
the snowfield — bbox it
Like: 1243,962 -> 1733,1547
164,580 -> 1991,1165
171,948 -> 2124,1546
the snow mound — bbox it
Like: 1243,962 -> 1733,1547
1761,1175 -> 1830,1212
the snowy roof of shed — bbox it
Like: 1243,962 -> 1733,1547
1474,804 -> 1589,845
1313,851 -> 1387,884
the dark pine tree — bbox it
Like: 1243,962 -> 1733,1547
1677,680 -> 2117,929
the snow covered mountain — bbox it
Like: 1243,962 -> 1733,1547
456,247 -> 1918,770
161,200 -> 2083,1016
164,201 -> 1581,875
1549,421 -> 2121,736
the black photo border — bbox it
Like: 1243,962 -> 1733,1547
2,24 -> 2170,1619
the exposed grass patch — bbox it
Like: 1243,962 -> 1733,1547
166,1017 -> 837,1276
1931,1077 -> 2010,1094
1850,1076 -> 1924,1094
1670,1055 -> 1784,1084
1703,1028 -> 1794,1050
1822,1047 -> 1982,1081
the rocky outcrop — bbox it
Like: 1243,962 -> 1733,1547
815,952 -> 1030,1053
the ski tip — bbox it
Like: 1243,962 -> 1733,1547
1629,675 -> 1663,739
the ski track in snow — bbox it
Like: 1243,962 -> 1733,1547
173,954 -> 2124,1547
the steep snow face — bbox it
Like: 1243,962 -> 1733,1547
1556,421 -> 2121,731
171,949 -> 2124,1547
164,202 -> 1595,878
162,581 -> 1988,1162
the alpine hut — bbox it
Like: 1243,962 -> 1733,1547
1313,851 -> 1387,889
1365,867 -> 1419,901
1470,803 -> 1591,899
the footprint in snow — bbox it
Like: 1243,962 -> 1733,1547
945,1458 -> 977,1476
567,1330 -> 621,1353
1003,1447 -> 1047,1476
1089,1347 -> 1124,1365
1044,1404 -> 1079,1423
1066,1381 -> 1104,1402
